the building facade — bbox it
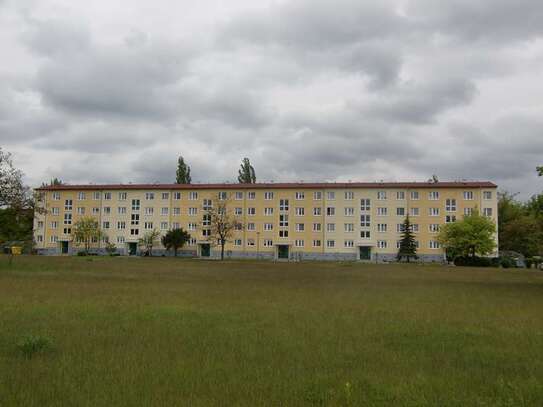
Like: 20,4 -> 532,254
33,181 -> 498,261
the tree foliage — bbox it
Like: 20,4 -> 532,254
204,194 -> 243,260
175,156 -> 192,184
237,157 -> 256,184
162,228 -> 191,256
73,217 -> 103,254
41,178 -> 63,187
438,211 -> 496,258
537,166 -> 542,176
397,216 -> 418,262
139,229 -> 161,256
0,147 -> 29,209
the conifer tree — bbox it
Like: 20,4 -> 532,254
397,216 -> 418,262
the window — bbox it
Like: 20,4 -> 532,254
396,240 -> 402,249
117,236 -> 125,244
464,207 -> 473,216
235,207 -> 243,216
218,191 -> 228,200
36,235 -> 43,243
377,240 -> 387,249
117,221 -> 126,230
445,199 -> 457,212
64,213 -> 72,225
172,222 -> 180,229
410,207 -> 419,216
52,192 -> 61,200
104,192 -> 112,200
189,238 -> 197,246
248,192 -> 256,200
264,192 -> 273,200
263,239 -> 273,247
410,191 -> 419,200
344,207 -> 354,216
114,207 -> 125,215
483,191 -> 492,200
377,223 -> 387,232
295,239 -> 304,247
429,191 -> 439,200
202,229 -> 211,237
50,235 -> 58,243
77,192 -> 86,200
360,230 -> 370,239
188,207 -> 197,216
161,192 -> 169,200
296,223 -> 305,232
235,191 -> 244,200
314,191 -> 322,200
396,223 -> 404,233
360,199 -> 371,211
103,207 -> 111,215
145,207 -> 154,216
313,207 -> 322,216
202,214 -> 211,226
188,223 -> 197,231
360,214 -> 371,227
173,192 -> 181,200
412,224 -> 419,233
64,199 -> 73,211
234,239 -> 242,246
326,207 -> 335,216
77,207 -> 85,215
247,239 -> 255,247
51,221 -> 58,228
326,223 -> 335,232
446,215 -> 457,223
429,240 -> 440,249
279,199 -> 289,211
203,199 -> 212,210
396,191 -> 405,200
247,207 -> 256,216
37,221 -> 44,229
429,224 -> 440,233
234,223 -> 243,231
344,240 -> 354,248
144,222 -> 154,230
327,191 -> 335,200
483,208 -> 493,217
345,191 -> 354,200
463,191 -> 473,200
119,192 -> 127,201
130,229 -> 139,236
295,192 -> 305,200
279,214 -> 289,227
313,223 -> 321,232
131,199 -> 140,211
295,207 -> 305,216
264,223 -> 273,231
313,240 -> 322,247
145,192 -> 155,200
161,207 -> 169,216
189,192 -> 198,200
429,208 -> 440,216
51,207 -> 59,216
326,240 -> 335,248
173,207 -> 181,215
279,230 -> 289,238
377,191 -> 387,200
396,207 -> 405,216
131,214 -> 140,226
93,192 -> 101,200
161,222 -> 168,230
247,223 -> 255,231
377,207 -> 387,216
344,223 -> 354,232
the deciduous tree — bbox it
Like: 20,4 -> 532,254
139,229 -> 161,256
162,228 -> 191,257
176,156 -> 192,184
237,157 -> 256,184
73,217 -> 103,254
204,194 -> 243,260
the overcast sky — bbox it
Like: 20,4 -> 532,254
1,0 -> 542,198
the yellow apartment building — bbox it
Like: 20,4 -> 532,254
33,181 -> 498,261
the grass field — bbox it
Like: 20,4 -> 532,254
1,256 -> 543,406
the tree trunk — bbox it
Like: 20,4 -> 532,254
174,247 -> 178,257
221,239 -> 225,260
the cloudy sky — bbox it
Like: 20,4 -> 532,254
1,0 -> 542,197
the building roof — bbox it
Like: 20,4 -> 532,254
36,181 -> 497,191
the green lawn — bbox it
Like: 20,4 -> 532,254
1,256 -> 543,406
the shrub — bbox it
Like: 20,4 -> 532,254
77,251 -> 87,256
17,335 -> 52,359
454,256 -> 494,267
500,257 -> 517,269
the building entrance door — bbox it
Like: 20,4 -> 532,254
359,246 -> 371,261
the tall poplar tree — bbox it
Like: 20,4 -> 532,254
175,156 -> 192,184
237,157 -> 256,184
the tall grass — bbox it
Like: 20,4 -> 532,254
1,255 -> 543,406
